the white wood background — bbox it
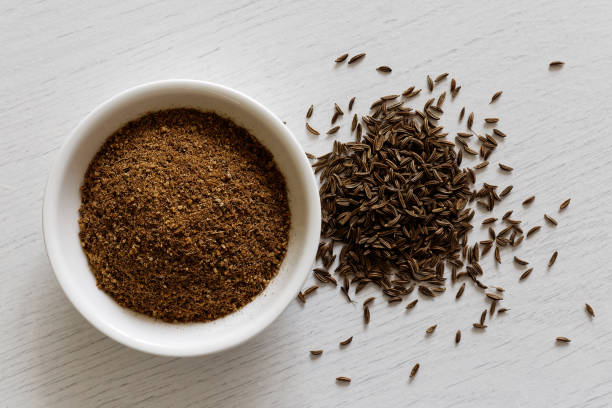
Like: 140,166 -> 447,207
2,1 -> 612,406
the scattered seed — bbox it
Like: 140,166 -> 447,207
336,376 -> 352,383
486,292 -> 503,301
482,217 -> 497,225
405,299 -> 418,310
377,65 -> 392,73
474,161 -> 489,169
501,185 -> 513,197
427,75 -> 434,91
451,78 -> 457,92
467,112 -> 474,129
526,226 -> 541,237
340,336 -> 353,346
544,214 -> 558,225
456,283 -> 466,299
556,336 -> 571,343
490,300 -> 497,315
306,123 -> 320,135
426,325 -> 437,334
549,61 -> 565,67
494,247 -> 501,264
363,297 -> 375,307
459,107 -> 465,121
303,285 -> 318,296
310,350 -> 323,355
335,53 -> 348,63
519,268 -> 533,281
560,198 -> 571,210
548,251 -> 558,266
327,126 -> 340,135
498,307 -> 509,314
363,306 -> 370,324
522,196 -> 535,205
351,114 -> 358,131
585,303 -> 595,318
502,210 -> 513,220
434,73 -> 449,83
490,91 -> 503,103
306,105 -> 314,118
514,256 -> 529,266
305,152 -> 316,159
348,97 -> 355,111
455,330 -> 461,344
410,363 -> 420,378
480,310 -> 487,325
498,163 -> 513,172
473,323 -> 487,329
484,117 -> 499,124
348,53 -> 366,64
297,291 -> 306,303
493,129 -> 506,138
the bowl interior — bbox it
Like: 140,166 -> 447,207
43,80 -> 320,356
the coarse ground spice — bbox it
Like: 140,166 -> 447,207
79,108 -> 290,322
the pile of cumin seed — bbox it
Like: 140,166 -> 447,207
301,54 -> 580,384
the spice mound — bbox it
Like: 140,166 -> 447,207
79,109 -> 290,322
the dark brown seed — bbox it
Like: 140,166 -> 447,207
451,78 -> 457,92
348,97 -> 355,111
560,198 -> 571,210
426,325 -> 437,334
336,376 -> 352,383
305,152 -> 316,160
303,285 -> 318,296
310,350 -> 323,355
498,163 -> 513,172
456,283 -> 466,299
351,114 -> 358,131
340,336 -> 353,346
306,104 -> 314,118
402,86 -> 415,96
544,214 -> 558,225
419,286 -> 435,297
435,72 -> 449,83
556,336 -> 571,343
513,235 -> 524,247
514,256 -> 529,266
306,123 -> 320,135
348,53 -> 365,64
500,185 -> 513,197
486,292 -> 503,301
405,299 -> 418,310
494,247 -> 501,264
480,310 -> 487,325
496,286 -> 505,292
493,128 -> 506,138
437,92 -> 446,108
474,161 -> 489,169
502,210 -> 513,220
427,75 -> 434,91
519,268 -> 533,281
473,323 -> 487,329
585,303 -> 595,317
331,111 -> 339,124
459,107 -> 465,121
410,363 -> 420,378
467,112 -> 474,129
490,300 -> 497,315
455,330 -> 461,344
363,297 -> 375,307
327,126 -> 340,135
484,117 -> 499,124
334,103 -> 344,115
482,217 -> 497,225
363,306 -> 370,324
549,61 -> 565,67
297,291 -> 306,303
526,226 -> 541,237
522,196 -> 535,205
548,251 -> 558,267
452,85 -> 461,97
490,91 -> 503,103
335,53 -> 349,63
377,65 -> 392,73
498,307 -> 509,314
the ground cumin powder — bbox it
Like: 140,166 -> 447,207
78,108 -> 290,322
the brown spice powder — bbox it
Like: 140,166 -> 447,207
79,108 -> 290,322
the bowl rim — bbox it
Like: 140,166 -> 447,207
42,79 -> 321,356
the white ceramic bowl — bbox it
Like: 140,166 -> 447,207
42,80 -> 321,356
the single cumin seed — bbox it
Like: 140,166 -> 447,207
549,61 -> 565,67
526,226 -> 541,237
376,65 -> 392,73
340,336 -> 353,346
514,256 -> 529,266
327,126 -> 340,135
519,268 -> 533,281
310,350 -> 323,355
498,163 -> 513,172
548,251 -> 558,266
544,214 -> 558,225
427,75 -> 434,91
556,336 -> 571,343
490,91 -> 503,103
335,53 -> 348,63
455,330 -> 461,344
410,363 -> 420,378
585,303 -> 595,318
560,198 -> 571,210
306,123 -> 320,135
306,104 -> 314,118
336,376 -> 351,383
348,53 -> 365,64
522,196 -> 535,205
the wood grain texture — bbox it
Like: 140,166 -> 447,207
2,0 -> 612,406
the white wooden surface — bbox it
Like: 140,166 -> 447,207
2,1 -> 612,406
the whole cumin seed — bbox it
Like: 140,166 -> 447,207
335,53 -> 349,63
340,336 -> 353,346
310,350 -> 323,355
560,198 -> 571,210
435,72 -> 449,83
410,363 -> 420,378
482,217 -> 497,225
467,112 -> 474,129
405,299 -> 419,310
451,78 -> 457,92
425,325 -> 437,334
498,163 -> 513,172
303,285 -> 319,296
484,117 -> 499,124
363,297 -> 375,307
526,226 -> 541,237
377,65 -> 392,73
456,282 -> 466,299
514,256 -> 529,266
548,251 -> 558,266
297,292 -> 306,303
348,53 -> 366,64
363,305 -> 370,324
493,128 -> 506,138
486,292 -> 503,301
585,303 -> 595,317
490,300 -> 497,315
455,330 -> 461,344
522,196 -> 535,205
427,75 -> 434,91
306,123 -> 320,135
498,307 -> 509,314
490,91 -> 503,103
327,126 -> 340,135
459,107 -> 465,121
549,61 -> 565,67
556,336 -> 571,343
519,268 -> 533,281
306,105 -> 314,118
480,310 -> 487,325
336,376 -> 352,383
544,214 -> 558,225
